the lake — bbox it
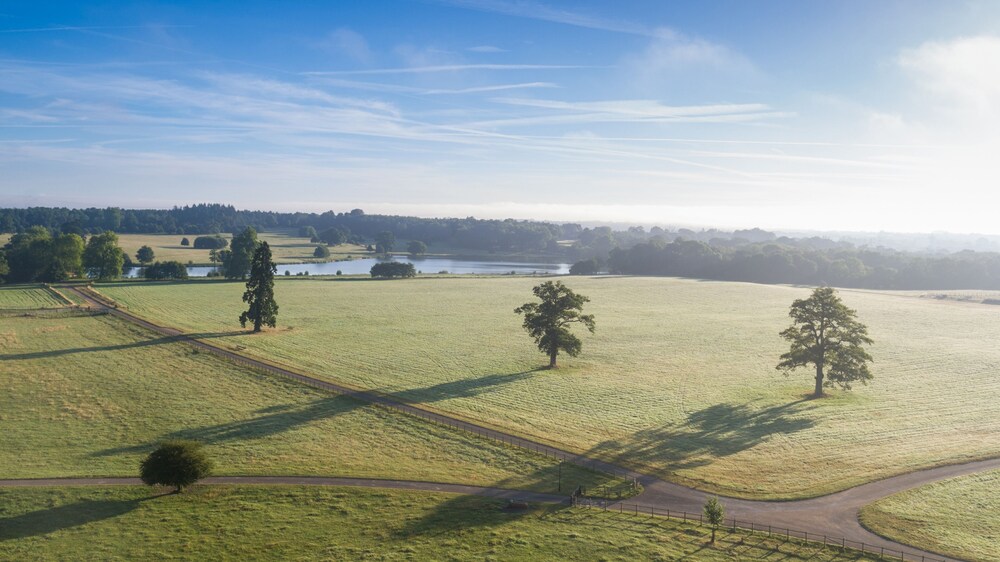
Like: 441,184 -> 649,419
125,256 -> 571,278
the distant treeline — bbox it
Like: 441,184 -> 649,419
602,239 -> 1000,290
0,204 -> 571,254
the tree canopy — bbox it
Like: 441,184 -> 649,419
407,240 -> 427,257
777,287 -> 874,398
136,245 -> 155,265
239,241 -> 278,332
703,497 -> 725,543
139,440 -> 212,493
223,227 -> 258,279
514,281 -> 596,368
370,261 -> 415,279
83,231 -> 125,281
375,231 -> 395,255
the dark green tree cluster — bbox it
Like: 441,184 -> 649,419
192,235 -> 228,250
515,281 -> 596,369
136,245 -> 155,265
407,240 -> 427,257
375,231 -> 395,255
222,227 -> 258,279
144,261 -> 189,280
370,262 -> 416,279
2,226 -> 84,282
313,245 -> 331,258
0,205 -> 566,254
1,226 -> 127,283
604,238 -> 1000,290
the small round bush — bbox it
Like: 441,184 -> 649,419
314,245 -> 331,258
140,440 -> 213,493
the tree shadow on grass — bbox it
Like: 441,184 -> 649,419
0,495 -> 154,541
388,368 -> 543,405
587,400 -> 818,473
92,395 -> 361,457
0,330 -> 245,361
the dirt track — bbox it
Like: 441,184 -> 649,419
56,284 -> 996,561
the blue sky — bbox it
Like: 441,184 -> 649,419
2,1 -> 1000,232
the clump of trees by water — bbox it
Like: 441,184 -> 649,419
370,262 -> 416,279
0,226 -> 125,283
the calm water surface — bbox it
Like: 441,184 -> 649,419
125,256 -> 570,278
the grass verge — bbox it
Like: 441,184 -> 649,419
0,485 -> 880,561
860,469 -> 1000,562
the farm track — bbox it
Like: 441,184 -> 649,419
59,285 -> 1000,561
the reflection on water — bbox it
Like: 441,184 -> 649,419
125,256 -> 570,278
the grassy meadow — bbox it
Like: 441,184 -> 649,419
116,231 -> 366,266
860,470 -> 1000,562
0,285 -> 71,309
0,312 -> 617,493
99,276 -> 1000,499
0,485 -> 879,561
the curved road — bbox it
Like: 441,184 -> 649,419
63,286 -> 997,561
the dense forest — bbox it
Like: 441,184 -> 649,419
5,204 -> 1000,290
0,204 -> 567,254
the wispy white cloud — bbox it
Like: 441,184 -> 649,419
422,82 -> 556,94
437,0 -> 654,36
302,63 -> 592,75
467,45 -> 507,53
313,27 -> 373,63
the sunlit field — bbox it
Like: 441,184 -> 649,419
98,276 -> 1000,499
860,469 -> 1000,562
115,231 -> 366,266
0,486 -> 879,561
0,312 -> 616,493
0,285 -> 70,309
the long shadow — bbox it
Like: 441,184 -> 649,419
388,369 -> 543,405
587,400 -> 818,473
92,395 -> 361,457
0,330 -> 245,361
0,496 -> 152,541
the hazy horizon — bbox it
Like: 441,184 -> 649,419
3,1 -> 1000,233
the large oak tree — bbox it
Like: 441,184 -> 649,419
777,286 -> 874,398
515,281 -> 595,369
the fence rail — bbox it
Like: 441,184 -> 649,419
572,497 -> 948,562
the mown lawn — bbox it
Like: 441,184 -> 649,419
0,312 -> 617,493
0,485 -> 879,561
116,231 -> 366,266
0,285 -> 69,309
860,469 -> 1000,562
100,276 -> 1000,499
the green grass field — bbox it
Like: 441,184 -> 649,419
99,276 -> 1000,499
0,285 -> 70,309
0,485 -> 878,561
0,312 -> 617,493
116,231 -> 367,266
860,470 -> 1000,562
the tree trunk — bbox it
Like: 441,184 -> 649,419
710,527 -> 716,543
254,318 -> 262,333
814,363 -> 824,398
549,349 -> 558,369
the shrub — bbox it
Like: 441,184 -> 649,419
193,235 -> 228,250
371,262 -> 416,279
570,258 -> 603,275
139,440 -> 212,493
336,270 -> 342,276
314,245 -> 331,258
144,261 -> 189,280
180,237 -> 190,246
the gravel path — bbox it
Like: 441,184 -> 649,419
59,285 -> 995,561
